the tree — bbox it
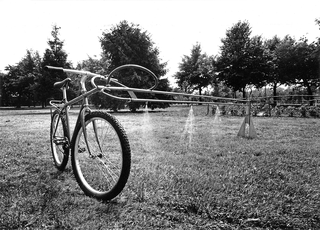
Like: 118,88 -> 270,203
274,35 -> 296,85
286,37 -> 319,99
264,36 -> 282,98
77,54 -> 110,76
100,20 -> 170,111
38,25 -> 73,107
316,18 -> 320,30
21,50 -> 42,106
216,21 -> 267,98
246,35 -> 269,89
174,43 -> 214,96
3,50 -> 41,107
264,34 -> 319,104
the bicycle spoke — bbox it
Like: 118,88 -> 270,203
92,120 -> 103,154
94,158 -> 117,189
96,157 -> 119,182
72,111 -> 130,200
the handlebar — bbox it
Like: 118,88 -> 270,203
46,65 -> 97,76
46,66 -> 64,72
47,64 -> 159,92
46,65 -> 106,92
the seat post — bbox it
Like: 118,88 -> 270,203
62,87 -> 68,103
62,86 -> 71,140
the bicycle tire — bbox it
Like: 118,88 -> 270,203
50,110 -> 69,171
71,111 -> 131,200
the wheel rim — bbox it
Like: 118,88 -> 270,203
74,117 -> 123,195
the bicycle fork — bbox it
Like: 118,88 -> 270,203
78,103 -> 103,158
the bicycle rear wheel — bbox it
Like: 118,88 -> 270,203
50,110 -> 69,171
71,111 -> 131,200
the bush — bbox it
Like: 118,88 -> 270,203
248,103 -> 320,118
218,103 -> 320,118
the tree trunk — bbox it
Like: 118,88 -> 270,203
214,83 -> 219,97
272,82 -> 277,97
242,88 -> 246,99
16,94 -> 21,108
273,82 -> 277,107
198,87 -> 202,103
305,81 -> 314,105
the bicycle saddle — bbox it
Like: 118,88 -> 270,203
54,78 -> 71,89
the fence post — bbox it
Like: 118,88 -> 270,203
206,104 -> 210,116
237,99 -> 257,138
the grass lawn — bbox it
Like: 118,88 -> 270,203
0,105 -> 320,229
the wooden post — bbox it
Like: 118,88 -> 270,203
206,104 -> 210,116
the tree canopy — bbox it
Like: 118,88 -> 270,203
100,20 -> 167,82
40,25 -> 73,106
1,19 -> 320,107
2,25 -> 73,107
3,50 -> 41,107
99,20 -> 171,111
174,43 -> 214,95
216,21 -> 268,98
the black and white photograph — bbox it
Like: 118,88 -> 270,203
1,0 -> 320,229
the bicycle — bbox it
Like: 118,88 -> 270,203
48,64 -> 248,200
48,64 -> 159,200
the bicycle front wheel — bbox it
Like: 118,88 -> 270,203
71,111 -> 131,200
50,110 -> 69,171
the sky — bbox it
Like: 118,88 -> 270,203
0,0 -> 320,85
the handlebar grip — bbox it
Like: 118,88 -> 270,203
46,66 -> 64,72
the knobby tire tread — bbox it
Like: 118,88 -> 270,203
71,111 -> 131,201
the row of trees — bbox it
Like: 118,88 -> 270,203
174,20 -> 320,99
1,19 -> 320,109
1,22 -> 170,110
2,25 -> 72,107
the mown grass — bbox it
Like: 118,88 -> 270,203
1,105 -> 320,229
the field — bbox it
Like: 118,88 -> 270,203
1,105 -> 320,229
